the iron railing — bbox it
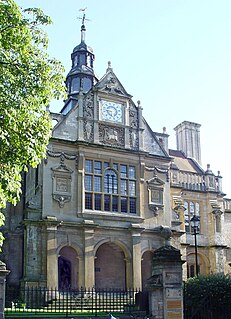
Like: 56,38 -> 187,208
5,286 -> 147,317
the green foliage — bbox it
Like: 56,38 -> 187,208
0,0 -> 66,243
184,274 -> 231,316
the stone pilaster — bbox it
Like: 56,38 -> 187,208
83,224 -> 95,288
47,224 -> 58,288
131,225 -> 142,289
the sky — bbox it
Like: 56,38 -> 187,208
17,0 -> 231,197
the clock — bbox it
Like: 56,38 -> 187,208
101,100 -> 123,123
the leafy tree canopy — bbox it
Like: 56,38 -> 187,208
184,274 -> 231,315
0,0 -> 66,235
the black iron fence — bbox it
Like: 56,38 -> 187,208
5,286 -> 148,317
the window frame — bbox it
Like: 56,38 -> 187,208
184,200 -> 201,234
84,159 -> 137,214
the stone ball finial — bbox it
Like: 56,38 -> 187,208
163,127 -> 166,133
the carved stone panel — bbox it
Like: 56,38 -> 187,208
52,166 -> 73,208
129,129 -> 138,149
146,173 -> 165,215
47,150 -> 77,208
83,92 -> 94,119
129,104 -> 138,128
102,75 -> 125,95
99,124 -> 125,147
84,121 -> 94,142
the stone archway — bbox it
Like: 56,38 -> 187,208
141,250 -> 154,289
58,246 -> 79,290
95,242 -> 126,289
186,252 -> 209,277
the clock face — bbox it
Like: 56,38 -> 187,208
101,100 -> 123,123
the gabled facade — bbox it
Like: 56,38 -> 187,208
2,20 -> 231,291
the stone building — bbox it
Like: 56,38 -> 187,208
2,19 -> 231,290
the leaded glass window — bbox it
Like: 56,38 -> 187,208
184,201 -> 200,233
84,160 -> 136,213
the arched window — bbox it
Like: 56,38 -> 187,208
104,169 -> 118,194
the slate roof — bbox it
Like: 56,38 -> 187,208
169,149 -> 204,174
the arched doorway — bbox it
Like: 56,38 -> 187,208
141,250 -> 154,289
95,242 -> 126,289
58,246 -> 79,290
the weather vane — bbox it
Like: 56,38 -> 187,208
78,7 -> 90,26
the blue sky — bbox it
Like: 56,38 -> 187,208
17,0 -> 231,196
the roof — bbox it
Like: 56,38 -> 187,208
169,149 -> 204,174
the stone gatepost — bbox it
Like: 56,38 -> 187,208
146,245 -> 184,319
0,261 -> 10,319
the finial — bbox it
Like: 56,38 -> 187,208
78,8 -> 90,42
163,126 -> 166,133
106,61 -> 113,72
137,100 -> 143,110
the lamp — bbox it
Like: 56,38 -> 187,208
190,215 -> 200,276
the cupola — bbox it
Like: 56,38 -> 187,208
65,13 -> 97,98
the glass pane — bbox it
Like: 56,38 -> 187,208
195,202 -> 200,215
113,163 -> 118,170
129,198 -> 136,214
95,194 -> 101,210
85,175 -> 92,191
94,161 -> 102,174
120,179 -> 127,195
129,181 -> 136,196
104,195 -> 110,211
104,169 -> 118,194
72,78 -> 80,92
104,162 -> 109,169
79,53 -> 86,65
85,160 -> 93,173
82,78 -> 92,93
94,176 -> 102,192
190,202 -> 195,213
112,196 -> 118,212
190,265 -> 195,277
121,197 -> 128,213
85,193 -> 92,209
184,201 -> 189,213
185,225 -> 190,233
129,166 -> 136,179
120,164 -> 127,178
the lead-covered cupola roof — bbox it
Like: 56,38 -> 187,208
64,14 -> 97,102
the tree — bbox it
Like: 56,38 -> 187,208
184,274 -> 231,318
0,0 -> 66,244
